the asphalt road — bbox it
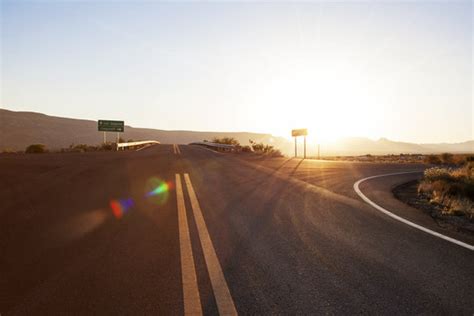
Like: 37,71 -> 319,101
1,145 -> 472,315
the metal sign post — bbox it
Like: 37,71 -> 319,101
294,137 -> 297,157
304,136 -> 306,159
291,128 -> 308,159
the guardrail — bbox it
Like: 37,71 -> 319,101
117,140 -> 160,150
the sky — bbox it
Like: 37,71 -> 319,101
1,0 -> 472,144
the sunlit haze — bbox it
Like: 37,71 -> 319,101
2,1 -> 472,144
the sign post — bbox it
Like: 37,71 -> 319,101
304,136 -> 306,159
294,137 -> 297,157
291,128 -> 308,159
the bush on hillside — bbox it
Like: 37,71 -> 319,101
25,144 -> 47,154
70,144 -> 96,152
241,145 -> 252,153
249,139 -> 283,157
211,137 -> 240,146
100,143 -> 115,151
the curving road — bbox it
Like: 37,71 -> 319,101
0,145 -> 472,315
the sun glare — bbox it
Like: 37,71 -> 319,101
258,65 -> 377,144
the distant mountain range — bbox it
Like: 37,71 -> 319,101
0,108 -> 285,151
1,108 -> 473,155
319,137 -> 474,156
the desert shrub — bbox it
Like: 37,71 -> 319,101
465,155 -> 474,162
63,144 -> 100,152
212,137 -> 240,146
440,152 -> 454,164
100,143 -> 115,151
73,144 -> 90,152
249,140 -> 266,152
424,154 -> 441,164
249,140 -> 265,152
423,167 -> 455,182
241,145 -> 252,153
1,148 -> 16,154
268,149 -> 284,157
25,144 -> 47,154
419,165 -> 474,219
248,140 -> 283,157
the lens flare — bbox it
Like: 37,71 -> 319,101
146,182 -> 169,197
145,177 -> 172,205
110,198 -> 134,219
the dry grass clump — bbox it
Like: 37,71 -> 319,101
418,162 -> 474,219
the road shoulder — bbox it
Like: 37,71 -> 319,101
356,172 -> 474,247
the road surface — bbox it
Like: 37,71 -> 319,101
1,145 -> 472,314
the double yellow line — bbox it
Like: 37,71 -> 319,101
175,173 -> 237,316
173,144 -> 181,155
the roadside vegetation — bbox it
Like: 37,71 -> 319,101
60,143 -> 116,152
324,153 -> 473,164
211,137 -> 240,146
248,139 -> 283,157
0,148 -> 22,154
418,162 -> 474,220
208,137 -> 283,157
6,139 -> 150,154
23,141 -> 122,154
25,144 -> 47,153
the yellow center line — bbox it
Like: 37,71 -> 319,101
176,144 -> 182,155
183,173 -> 238,316
173,144 -> 177,155
175,174 -> 203,315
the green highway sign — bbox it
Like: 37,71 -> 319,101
98,120 -> 124,132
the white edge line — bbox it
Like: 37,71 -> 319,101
354,171 -> 474,251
